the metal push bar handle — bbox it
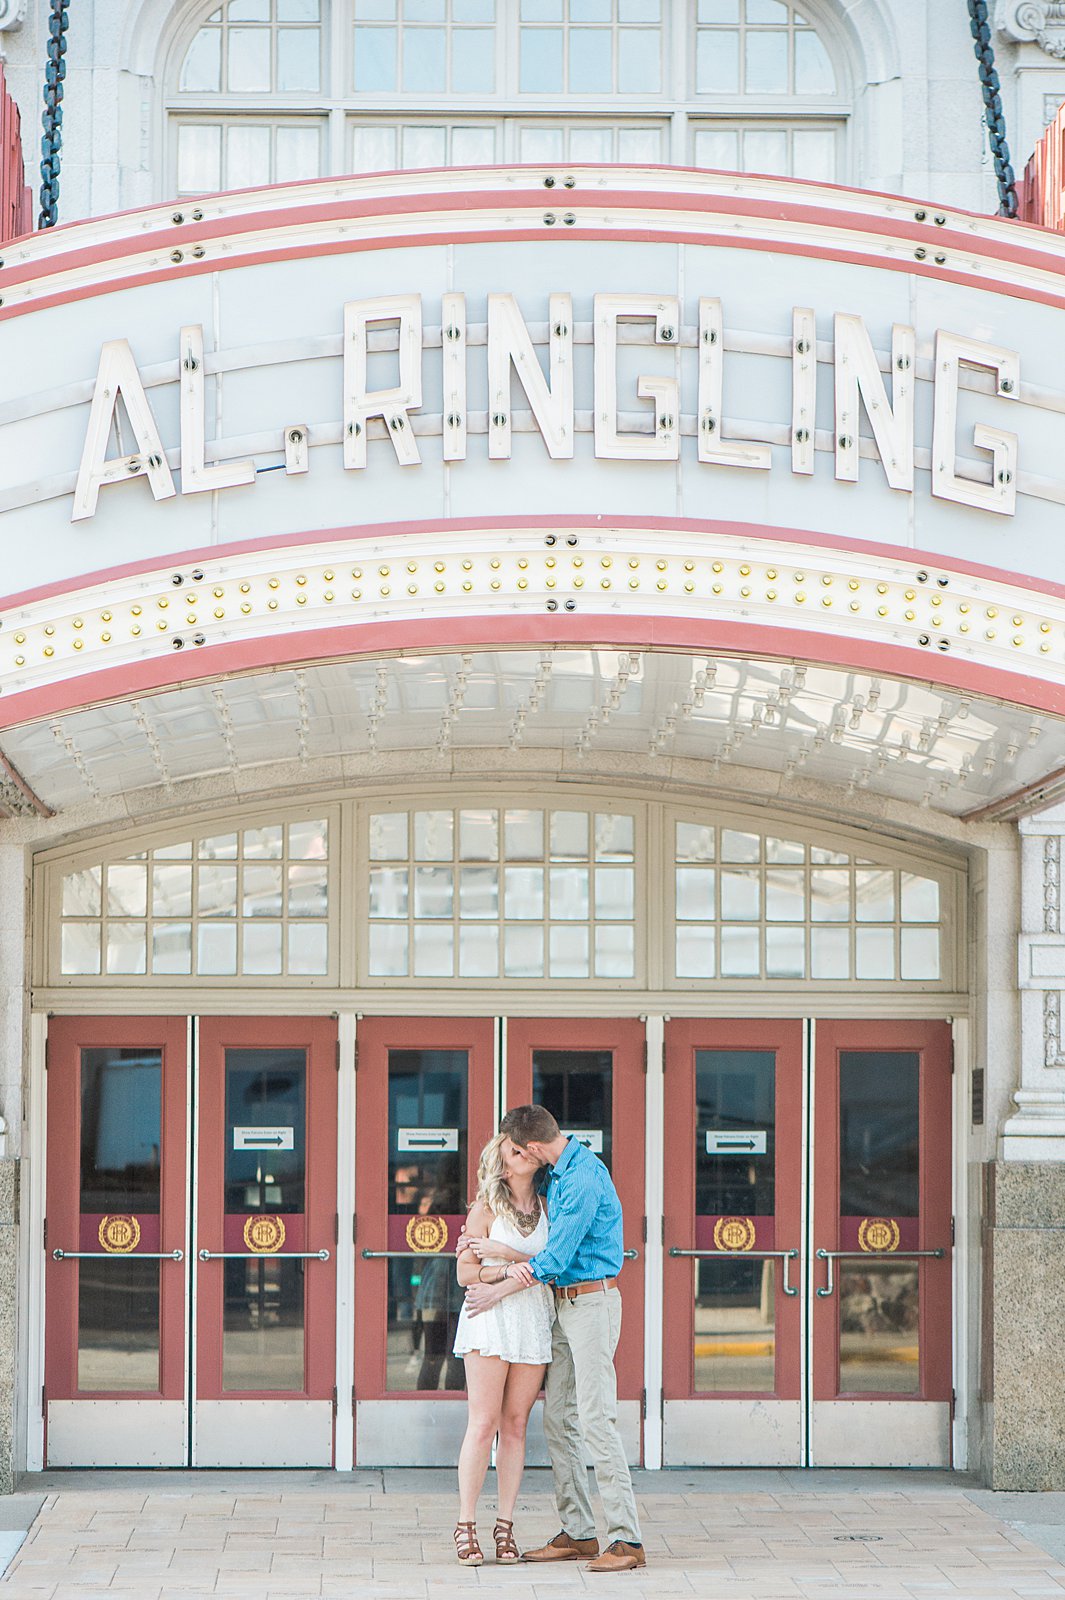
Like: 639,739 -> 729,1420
361,1247 -> 640,1260
669,1246 -> 799,1297
52,1248 -> 184,1261
815,1246 -> 945,1298
198,1248 -> 330,1261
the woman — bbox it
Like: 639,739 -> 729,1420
451,1132 -> 553,1566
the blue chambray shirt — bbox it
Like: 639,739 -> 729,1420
527,1136 -> 625,1287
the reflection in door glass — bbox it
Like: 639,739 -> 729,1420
532,1049 -> 612,1172
78,1048 -> 162,1391
223,1049 -> 307,1391
838,1051 -> 920,1393
387,1049 -> 468,1392
694,1050 -> 776,1393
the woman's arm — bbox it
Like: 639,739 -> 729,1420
464,1237 -> 533,1265
455,1201 -> 493,1287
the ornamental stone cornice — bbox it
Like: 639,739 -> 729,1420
997,0 -> 1065,56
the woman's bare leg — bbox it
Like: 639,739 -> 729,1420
495,1362 -> 547,1523
458,1352 -> 508,1523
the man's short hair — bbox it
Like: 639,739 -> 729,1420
501,1104 -> 561,1147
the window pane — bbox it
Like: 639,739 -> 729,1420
370,867 -> 409,918
370,812 -> 407,858
243,921 -> 283,975
620,0 -> 659,16
617,125 -> 662,161
106,923 -> 148,976
356,0 -> 397,14
370,923 -> 408,976
181,29 -> 222,92
228,28 -> 272,92
226,125 -> 271,189
570,126 -> 612,161
743,128 -> 788,174
414,866 -> 454,918
745,29 -> 788,93
901,927 -> 940,980
856,927 -> 894,980
415,811 -> 453,860
676,866 -> 715,920
355,25 -> 398,90
178,124 -> 222,194
593,922 -> 634,977
595,866 -> 634,920
549,923 -> 589,977
520,27 -> 564,91
407,0 -> 445,17
289,921 -> 328,974
454,0 -> 494,18
618,28 -> 660,92
279,0 -> 319,17
153,864 -> 192,918
792,127 -> 836,182
676,924 -> 714,978
230,0 -> 270,18
720,868 -> 759,920
275,125 -> 321,183
699,0 -> 738,17
522,0 -> 562,17
795,28 -> 835,93
550,865 -> 590,920
569,28 -> 612,93
810,869 -> 850,922
855,869 -> 894,922
765,868 -> 804,921
696,30 -> 738,92
694,127 -> 738,169
451,125 -> 496,163
572,0 -> 610,18
459,923 -> 499,977
505,809 -> 543,858
901,875 -> 940,922
198,922 -> 237,975
459,865 -> 499,918
720,924 -> 759,977
62,923 -> 101,976
277,27 -> 320,91
519,125 -> 565,162
198,864 -> 238,917
403,125 -> 447,167
452,28 -> 495,92
810,926 -> 848,978
765,924 -> 803,977
107,863 -> 147,918
747,0 -> 787,19
676,822 -> 716,861
352,123 -> 399,172
153,923 -> 193,976
403,28 -> 447,92
504,923 -> 544,977
722,829 -> 759,862
551,811 -> 589,859
504,866 -> 544,919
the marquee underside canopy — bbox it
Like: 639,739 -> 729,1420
1,647 -> 1060,822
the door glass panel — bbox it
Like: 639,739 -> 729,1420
387,1049 -> 468,1392
77,1048 -> 162,1392
694,1050 -> 776,1393
533,1048 -> 612,1171
223,1048 -> 307,1392
838,1050 -> 920,1394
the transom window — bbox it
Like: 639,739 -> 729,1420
42,797 -> 957,992
672,820 -> 945,984
57,815 -> 331,980
169,0 -> 849,195
366,805 -> 638,981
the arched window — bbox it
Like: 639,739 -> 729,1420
167,0 -> 849,196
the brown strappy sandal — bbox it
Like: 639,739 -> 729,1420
494,1517 -> 520,1564
454,1522 -> 484,1566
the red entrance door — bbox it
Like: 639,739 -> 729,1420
44,1016 -> 189,1466
353,1016 -> 496,1466
194,1016 -> 338,1466
506,1017 -> 646,1460
663,1018 -> 953,1467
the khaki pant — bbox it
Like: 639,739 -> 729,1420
543,1287 -> 642,1546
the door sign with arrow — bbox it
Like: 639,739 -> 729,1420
705,1130 -> 767,1155
233,1126 -> 295,1150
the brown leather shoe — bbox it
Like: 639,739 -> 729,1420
522,1531 -> 600,1562
586,1541 -> 646,1572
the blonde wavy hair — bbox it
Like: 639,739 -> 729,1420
473,1132 -> 534,1228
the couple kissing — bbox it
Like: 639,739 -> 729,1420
450,1102 -> 645,1574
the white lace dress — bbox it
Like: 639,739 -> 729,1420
452,1205 -> 554,1366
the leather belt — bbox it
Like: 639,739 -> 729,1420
554,1278 -> 618,1300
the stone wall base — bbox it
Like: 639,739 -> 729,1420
985,1161 -> 1065,1489
0,1159 -> 17,1494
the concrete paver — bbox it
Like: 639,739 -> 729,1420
3,1471 -> 1065,1598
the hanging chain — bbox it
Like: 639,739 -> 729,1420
967,0 -> 1018,218
38,0 -> 69,230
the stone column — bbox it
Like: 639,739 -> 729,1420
0,837 -> 28,1493
984,805 -> 1065,1486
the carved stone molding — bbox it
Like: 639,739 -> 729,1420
998,0 -> 1065,56
0,0 -> 26,32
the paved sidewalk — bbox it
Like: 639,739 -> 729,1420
3,1469 -> 1065,1600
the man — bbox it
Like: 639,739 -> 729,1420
461,1104 -> 645,1573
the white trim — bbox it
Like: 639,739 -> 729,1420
182,1014 -> 193,1466
188,1014 -> 201,1467
951,1013 -> 970,1472
642,1012 -> 664,1471
21,1012 -> 47,1474
334,1011 -> 357,1472
801,1015 -> 814,1468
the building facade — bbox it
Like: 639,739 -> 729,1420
0,0 -> 1064,1490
